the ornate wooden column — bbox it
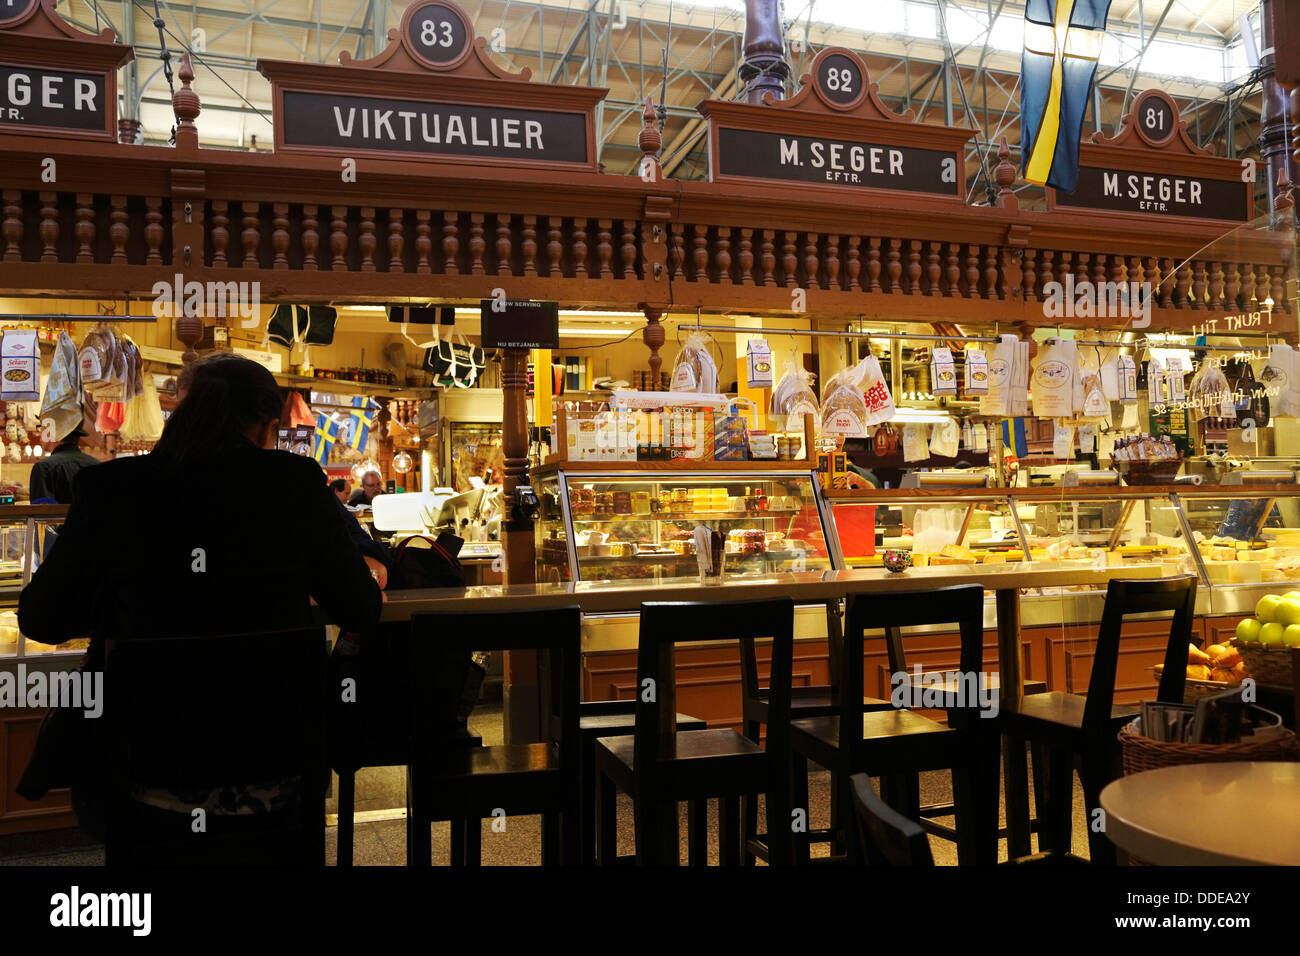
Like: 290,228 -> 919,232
740,0 -> 789,104
171,54 -> 205,362
1260,0 -> 1300,215
501,346 -> 540,742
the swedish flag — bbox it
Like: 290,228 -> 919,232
1020,0 -> 1111,192
313,413 -> 341,464
346,396 -> 381,451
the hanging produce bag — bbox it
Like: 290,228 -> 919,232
669,332 -> 719,393
1030,339 -> 1078,418
929,418 -> 960,458
771,358 -> 818,433
860,353 -> 895,425
821,360 -> 869,437
980,334 -> 1020,417
38,332 -> 82,443
1262,345 -> 1300,418
902,424 -> 929,462
120,374 -> 165,442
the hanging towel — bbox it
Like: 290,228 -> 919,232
39,332 -> 83,443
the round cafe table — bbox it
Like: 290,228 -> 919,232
1100,762 -> 1300,865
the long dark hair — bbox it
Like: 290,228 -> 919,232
152,354 -> 282,468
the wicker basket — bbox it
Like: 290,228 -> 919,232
1118,720 -> 1300,776
1233,640 -> 1295,690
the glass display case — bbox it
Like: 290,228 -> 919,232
0,504 -> 83,660
828,491 -> 1027,568
533,464 -> 836,583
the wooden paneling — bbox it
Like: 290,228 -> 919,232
1036,618 -> 1202,708
0,709 -> 76,835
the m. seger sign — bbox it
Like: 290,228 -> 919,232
0,64 -> 104,130
1055,165 -> 1249,222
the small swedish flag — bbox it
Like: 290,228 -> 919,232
346,396 -> 381,452
313,413 -> 341,464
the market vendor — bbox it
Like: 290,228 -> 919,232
30,424 -> 99,505
348,470 -> 382,507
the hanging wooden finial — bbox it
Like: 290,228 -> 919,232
994,138 -> 1018,210
1275,164 -> 1294,212
636,96 -> 663,183
172,52 -> 202,150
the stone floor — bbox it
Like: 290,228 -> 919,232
0,705 -> 1096,866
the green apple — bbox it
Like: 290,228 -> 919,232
1284,591 -> 1300,602
1283,625 -> 1300,648
1256,594 -> 1284,623
1236,618 -> 1262,643
1259,622 -> 1286,646
1277,599 -> 1300,628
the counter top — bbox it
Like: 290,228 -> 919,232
375,561 -> 1168,620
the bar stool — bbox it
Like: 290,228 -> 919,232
1000,576 -> 1195,865
737,599 -> 894,864
405,606 -> 582,866
595,598 -> 796,866
577,703 -> 707,865
789,585 -> 1001,865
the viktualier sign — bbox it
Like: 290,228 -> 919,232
279,90 -> 589,164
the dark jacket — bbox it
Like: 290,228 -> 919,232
19,444 -> 382,647
29,442 -> 100,505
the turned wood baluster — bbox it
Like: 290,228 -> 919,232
1240,262 -> 1256,309
209,200 -> 228,267
692,224 -> 710,281
145,197 -> 165,266
846,236 -> 861,291
946,242 -> 960,297
738,228 -> 754,285
1208,261 -> 1224,311
1225,261 -> 1241,312
330,207 -> 348,271
804,232 -> 820,290
759,229 -> 776,286
1109,253 -> 1126,290
1022,248 -> 1037,301
596,219 -> 613,278
965,243 -> 980,298
1038,250 -> 1054,299
388,209 -> 405,273
523,215 -> 538,277
983,244 -> 998,299
1271,266 -> 1285,313
302,205 -> 319,271
74,194 -> 94,264
782,231 -> 798,287
272,203 -> 289,269
572,219 -> 588,278
1174,262 -> 1191,308
110,195 -> 130,265
1191,260 -> 1207,309
358,207 -> 377,272
442,211 -> 460,275
670,223 -> 685,280
468,213 -> 486,275
547,216 -> 563,277
926,240 -> 941,295
238,201 -> 259,269
824,234 -> 840,291
1158,258 -> 1173,308
620,220 -> 636,279
495,213 -> 513,276
1055,251 -> 1072,295
38,192 -> 58,263
887,238 -> 903,293
2,190 -> 22,262
907,239 -> 922,294
1255,263 -> 1270,308
1129,257 -> 1146,309
716,226 -> 733,284
869,238 -> 884,292
1090,252 -> 1105,292
1075,252 -> 1090,291
414,210 -> 431,274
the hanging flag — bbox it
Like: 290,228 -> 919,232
1020,0 -> 1112,192
313,412 -> 341,464
346,396 -> 381,451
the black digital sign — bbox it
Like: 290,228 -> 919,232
279,90 -> 590,164
480,299 -> 559,350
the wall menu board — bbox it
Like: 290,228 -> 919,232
480,299 -> 559,350
1048,89 -> 1252,225
715,127 -> 960,195
699,47 -> 971,201
279,91 -> 590,164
